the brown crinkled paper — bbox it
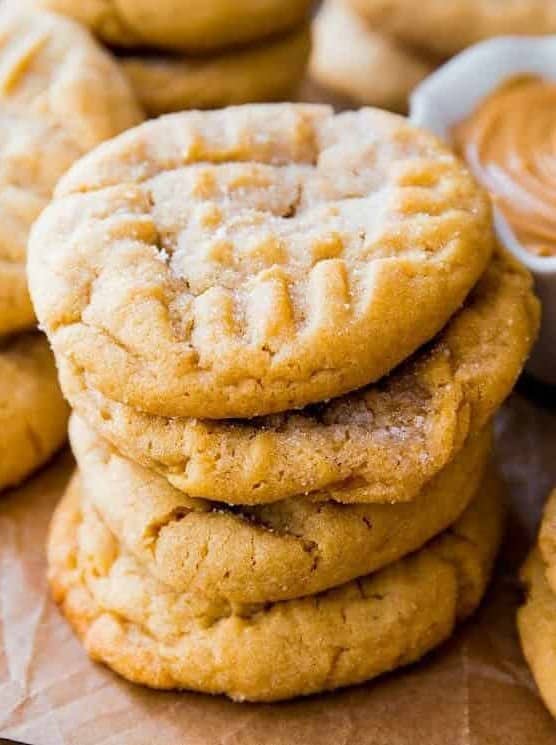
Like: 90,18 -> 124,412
0,390 -> 555,744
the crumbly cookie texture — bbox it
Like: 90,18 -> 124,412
29,104 -> 494,419
518,550 -> 556,719
59,250 -> 539,505
0,334 -> 69,491
310,0 -> 433,112
348,0 -> 556,59
48,466 -> 503,702
120,26 -> 310,116
33,0 -> 313,52
71,414 -> 491,604
0,6 -> 143,336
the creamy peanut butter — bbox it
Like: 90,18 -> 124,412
453,75 -> 556,258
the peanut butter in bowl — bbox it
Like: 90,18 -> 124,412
410,36 -> 556,384
453,75 -> 556,259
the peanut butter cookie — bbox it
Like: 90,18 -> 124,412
120,26 -> 310,116
518,549 -> 556,719
48,466 -> 503,701
33,0 -> 313,53
0,334 -> 69,491
59,250 -> 539,505
0,6 -> 143,337
534,488 -> 556,598
29,104 -> 494,419
310,1 -> 433,111
71,413 -> 492,604
348,0 -> 556,59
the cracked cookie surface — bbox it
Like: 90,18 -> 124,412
348,0 -> 556,58
71,414 -> 491,604
0,6 -> 143,337
48,465 -> 504,701
0,334 -> 69,491
59,250 -> 539,505
29,104 -> 494,419
33,0 -> 313,53
120,25 -> 310,117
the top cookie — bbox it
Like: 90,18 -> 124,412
348,0 -> 556,58
29,105 -> 494,419
0,6 -> 143,337
32,0 -> 313,53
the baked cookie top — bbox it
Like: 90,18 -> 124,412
0,6 -> 143,336
48,466 -> 503,701
71,413 -> 491,604
29,104 -> 494,419
60,250 -> 539,505
33,0 -> 313,53
0,333 -> 69,490
348,0 -> 556,59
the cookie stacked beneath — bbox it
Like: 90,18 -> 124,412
32,0 -> 312,116
519,487 -> 556,718
28,104 -> 540,701
0,5 -> 143,491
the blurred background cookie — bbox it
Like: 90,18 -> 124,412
0,335 -> 69,490
519,487 -> 556,718
34,0 -> 313,53
0,5 -> 143,338
34,0 -> 313,113
348,0 -> 556,58
310,0 -> 433,111
120,25 -> 310,116
0,4 -> 143,491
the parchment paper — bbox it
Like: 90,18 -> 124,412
0,386 -> 555,745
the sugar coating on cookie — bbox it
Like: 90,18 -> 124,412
58,250 -> 539,505
0,334 -> 69,491
71,413 -> 492,604
310,0 -> 433,111
33,0 -> 313,52
120,25 -> 310,116
30,104 -> 494,419
0,6 -> 143,337
48,466 -> 503,701
348,0 -> 556,58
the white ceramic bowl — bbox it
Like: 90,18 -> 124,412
410,37 -> 556,386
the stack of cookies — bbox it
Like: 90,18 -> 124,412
28,104 -> 540,702
519,487 -> 556,718
32,0 -> 313,116
0,5 -> 143,492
